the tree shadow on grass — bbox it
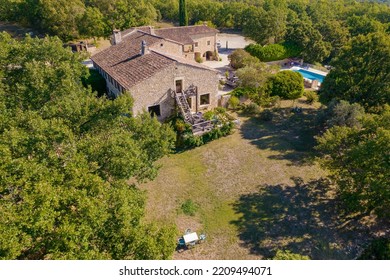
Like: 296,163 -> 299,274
239,107 -> 319,166
231,177 -> 376,259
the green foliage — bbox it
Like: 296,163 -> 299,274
346,15 -> 386,37
359,238 -> 390,260
203,110 -> 214,121
195,20 -> 216,28
77,7 -> 106,39
245,42 -> 302,62
172,108 -> 234,150
230,87 -> 255,98
242,103 -> 261,115
316,106 -> 390,218
181,199 -> 199,216
228,49 -> 253,69
82,69 -> 107,96
242,1 -> 288,44
33,0 -> 85,41
0,34 -> 176,259
272,250 -> 310,260
236,61 -> 278,89
179,0 -> 188,26
304,91 -> 318,104
228,96 -> 240,110
266,71 -> 304,101
320,32 -> 390,112
285,17 -> 331,63
195,56 -> 203,63
317,100 -> 365,130
4,0 -> 390,49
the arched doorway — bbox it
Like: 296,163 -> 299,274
203,51 -> 213,61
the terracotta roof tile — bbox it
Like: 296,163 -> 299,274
92,32 -> 173,88
91,27 -> 218,89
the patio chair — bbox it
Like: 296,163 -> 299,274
176,237 -> 186,252
198,233 -> 206,243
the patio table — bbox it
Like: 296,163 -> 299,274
183,232 -> 199,244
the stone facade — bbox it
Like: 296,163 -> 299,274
92,25 -> 220,122
150,39 -> 183,58
191,33 -> 218,61
129,63 -> 219,120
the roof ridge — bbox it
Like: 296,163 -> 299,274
136,30 -> 184,46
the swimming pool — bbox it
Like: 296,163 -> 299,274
293,69 -> 325,83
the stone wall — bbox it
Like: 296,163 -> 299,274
129,62 -> 219,120
192,33 -> 218,60
150,39 -> 183,57
105,75 -> 121,98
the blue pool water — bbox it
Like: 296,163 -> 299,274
293,69 -> 325,83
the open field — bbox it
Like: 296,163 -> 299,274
140,99 -> 383,260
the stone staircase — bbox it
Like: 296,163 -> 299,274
174,91 -> 194,124
173,87 -> 214,135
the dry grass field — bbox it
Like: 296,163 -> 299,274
140,99 -> 378,260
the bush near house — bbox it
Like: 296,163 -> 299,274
304,90 -> 319,104
228,96 -> 240,110
265,71 -> 304,101
171,108 -> 234,150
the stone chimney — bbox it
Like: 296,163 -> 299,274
149,26 -> 155,35
112,29 -> 122,45
141,40 -> 150,55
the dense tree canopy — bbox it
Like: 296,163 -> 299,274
0,33 -> 177,259
1,0 -> 389,46
316,106 -> 390,219
320,32 -> 390,111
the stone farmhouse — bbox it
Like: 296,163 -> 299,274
91,25 -> 220,133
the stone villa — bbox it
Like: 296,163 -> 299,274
91,25 -> 220,132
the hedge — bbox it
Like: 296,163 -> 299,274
245,42 -> 302,62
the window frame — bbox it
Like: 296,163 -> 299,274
148,104 -> 161,117
200,93 -> 210,106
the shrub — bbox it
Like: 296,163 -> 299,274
242,103 -> 260,115
304,91 -> 319,104
228,96 -> 240,110
203,110 -> 214,120
228,49 -> 252,69
195,56 -> 203,63
230,87 -> 254,98
171,108 -> 234,150
316,99 -> 365,129
181,199 -> 199,216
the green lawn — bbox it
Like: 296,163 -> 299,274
140,100 -> 371,259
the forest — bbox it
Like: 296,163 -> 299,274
0,0 -> 389,260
